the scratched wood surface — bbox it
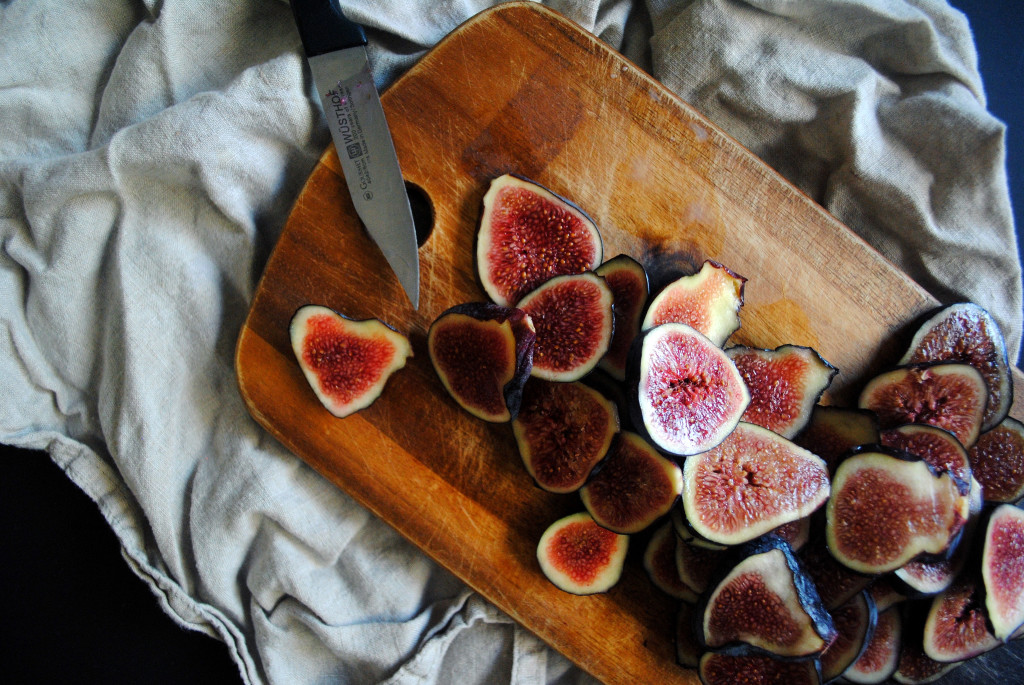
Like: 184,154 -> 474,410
235,3 -> 1024,683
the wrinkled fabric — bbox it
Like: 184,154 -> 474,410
1,1 -> 1018,683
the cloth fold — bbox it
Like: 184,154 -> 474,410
1,1 -> 1019,683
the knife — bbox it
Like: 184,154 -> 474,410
291,0 -> 420,309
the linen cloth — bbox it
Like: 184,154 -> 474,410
1,0 -> 1019,683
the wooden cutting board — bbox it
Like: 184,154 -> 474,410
236,3 -> 1024,683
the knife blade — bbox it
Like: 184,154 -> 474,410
291,0 -> 420,309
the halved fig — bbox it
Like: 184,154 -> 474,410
858,362 -> 988,448
968,416 -> 1024,503
289,305 -> 412,418
644,520 -> 699,602
671,503 -> 728,551
922,575 -> 1000,662
773,516 -> 812,553
476,173 -> 602,307
892,639 -> 961,684
697,536 -> 836,658
843,606 -> 901,684
698,652 -> 822,685
512,378 -> 618,493
725,344 -> 838,439
628,323 -> 750,456
427,303 -> 535,422
580,431 -> 683,534
682,422 -> 831,546
536,512 -> 628,595
517,272 -> 615,382
899,302 -> 1013,432
798,538 -> 874,611
820,591 -> 877,683
641,260 -> 746,347
826,449 -> 969,574
795,405 -> 880,475
676,536 -> 727,596
868,576 -> 910,614
880,423 -> 972,496
981,503 -> 1024,640
595,255 -> 649,381
675,602 -> 703,668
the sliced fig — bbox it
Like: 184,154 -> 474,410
641,260 -> 746,347
698,652 -> 822,685
580,431 -> 683,534
843,605 -> 901,684
968,416 -> 1024,503
675,602 -> 703,668
512,378 -> 618,493
922,575 -> 1000,662
682,422 -> 831,546
536,511 -> 628,595
289,305 -> 412,418
517,272 -> 615,382
595,254 -> 649,381
826,449 -> 969,574
899,302 -> 1013,432
676,536 -> 727,596
644,520 -> 699,602
697,536 -> 836,658
671,503 -> 728,551
880,423 -> 972,496
772,516 -> 812,553
858,362 -> 988,448
868,576 -> 910,614
427,303 -> 535,422
795,405 -> 880,475
629,323 -> 750,456
981,503 -> 1024,640
892,637 -> 961,684
476,173 -> 602,307
820,591 -> 877,683
725,344 -> 838,439
798,538 -> 874,611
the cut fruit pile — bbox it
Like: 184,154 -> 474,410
289,173 -> 1024,684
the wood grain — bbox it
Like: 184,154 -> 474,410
235,3 -> 1024,683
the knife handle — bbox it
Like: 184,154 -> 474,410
291,0 -> 367,57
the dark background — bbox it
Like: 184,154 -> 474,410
2,2 -> 1022,683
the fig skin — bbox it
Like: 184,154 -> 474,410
880,423 -> 973,497
628,322 -> 750,457
798,537 -> 874,612
899,302 -> 1013,432
641,259 -> 746,347
794,405 -> 880,476
595,254 -> 649,381
476,173 -> 603,307
427,302 -> 535,422
843,605 -> 902,684
725,344 -> 838,440
858,362 -> 988,449
819,591 -> 877,683
536,511 -> 628,595
517,272 -> 615,382
682,422 -> 831,547
968,416 -> 1024,504
289,305 -> 412,418
644,520 -> 699,602
981,503 -> 1024,641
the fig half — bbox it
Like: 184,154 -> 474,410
289,305 -> 412,418
682,422 -> 831,546
644,520 -> 699,602
795,405 -> 880,475
595,254 -> 649,381
476,173 -> 602,307
922,575 -> 1000,662
968,416 -> 1024,503
698,652 -> 822,685
517,272 -> 615,382
628,323 -> 750,456
844,605 -> 901,684
726,344 -> 838,439
880,423 -> 972,496
536,511 -> 628,595
427,303 -> 535,422
981,503 -> 1024,641
641,259 -> 746,347
820,591 -> 877,683
899,302 -> 1013,432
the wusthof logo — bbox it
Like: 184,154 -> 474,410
346,143 -> 363,159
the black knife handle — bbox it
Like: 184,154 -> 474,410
291,0 -> 367,57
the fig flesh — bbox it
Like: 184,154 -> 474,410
580,431 -> 683,534
427,303 -> 535,422
892,638 -> 961,684
880,423 -> 973,496
795,405 -> 880,475
922,575 -> 1000,662
289,305 -> 412,418
476,173 -> 602,307
820,591 -> 877,683
512,378 -> 618,493
698,652 -> 822,685
858,362 -> 988,449
843,605 -> 901,684
899,302 -> 1013,432
826,449 -> 969,574
595,254 -> 649,381
868,577 -> 910,614
629,323 -> 750,456
725,344 -> 837,439
697,536 -> 836,659
981,503 -> 1024,641
517,272 -> 615,382
536,512 -> 628,595
641,260 -> 746,347
968,416 -> 1024,503
676,535 -> 727,596
682,422 -> 831,546
798,538 -> 874,612
675,601 -> 703,668
644,520 -> 699,602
